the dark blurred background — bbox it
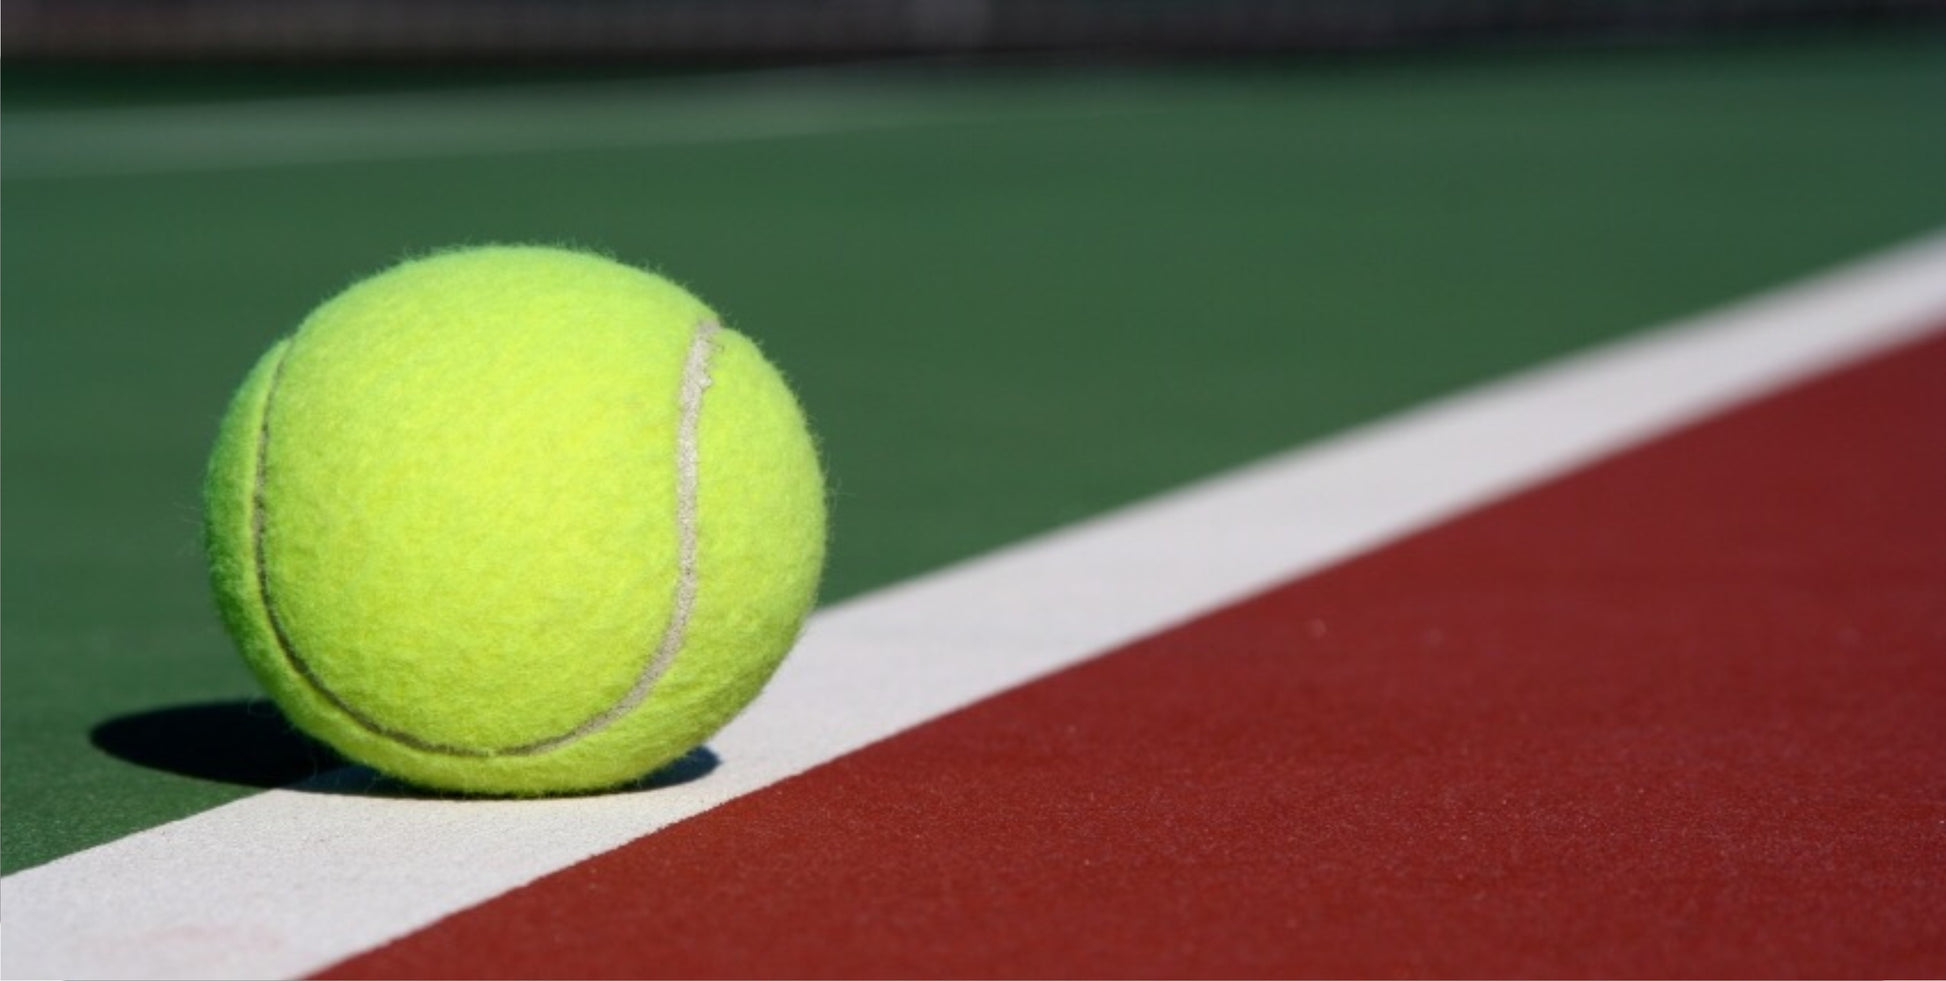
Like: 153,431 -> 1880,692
7,0 -> 1945,64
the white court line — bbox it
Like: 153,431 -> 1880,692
0,71 -> 1151,180
5,232 -> 1946,981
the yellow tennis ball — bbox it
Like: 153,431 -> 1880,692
202,245 -> 826,795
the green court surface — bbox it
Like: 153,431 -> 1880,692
5,36 -> 1944,873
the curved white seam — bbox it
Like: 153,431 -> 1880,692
256,317 -> 720,757
534,315 -> 719,750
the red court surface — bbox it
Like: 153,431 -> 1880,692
327,330 -> 1946,979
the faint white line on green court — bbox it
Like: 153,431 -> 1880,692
2,73 -> 1153,180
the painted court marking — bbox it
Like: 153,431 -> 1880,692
5,233 -> 1946,980
0,72 -> 1153,180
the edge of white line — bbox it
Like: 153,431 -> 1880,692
6,231 -> 1946,981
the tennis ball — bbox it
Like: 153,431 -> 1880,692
203,245 -> 825,795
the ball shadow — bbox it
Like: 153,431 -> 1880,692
91,699 -> 720,798
91,698 -> 347,788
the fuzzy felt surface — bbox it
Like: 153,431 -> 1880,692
204,245 -> 825,795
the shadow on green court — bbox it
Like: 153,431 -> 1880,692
89,700 -> 719,798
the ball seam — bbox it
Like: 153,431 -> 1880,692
251,317 -> 721,758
